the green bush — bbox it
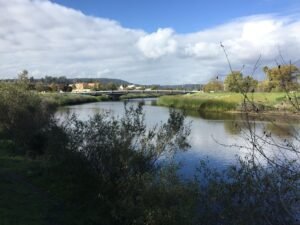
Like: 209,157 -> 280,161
0,83 -> 54,156
194,159 -> 298,225
44,104 -> 194,225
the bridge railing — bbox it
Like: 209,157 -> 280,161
72,90 -> 199,95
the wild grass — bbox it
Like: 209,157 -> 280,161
0,142 -> 58,225
0,141 -> 96,225
157,92 -> 293,112
40,93 -> 109,107
120,93 -> 161,100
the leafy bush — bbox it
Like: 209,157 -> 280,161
45,103 -> 193,224
0,82 -> 54,156
195,159 -> 298,225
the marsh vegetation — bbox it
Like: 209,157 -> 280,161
0,75 -> 299,225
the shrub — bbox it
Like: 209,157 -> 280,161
50,104 -> 193,224
0,82 -> 54,156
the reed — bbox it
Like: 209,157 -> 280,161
157,92 -> 293,112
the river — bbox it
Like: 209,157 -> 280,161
56,98 -> 298,177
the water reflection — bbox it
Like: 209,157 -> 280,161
56,98 -> 299,176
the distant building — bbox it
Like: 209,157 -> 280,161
75,83 -> 85,90
74,82 -> 96,90
127,85 -> 136,90
87,83 -> 96,88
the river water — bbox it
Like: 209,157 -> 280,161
56,98 -> 298,177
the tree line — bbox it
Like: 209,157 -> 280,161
203,64 -> 300,92
7,70 -> 130,92
0,75 -> 299,224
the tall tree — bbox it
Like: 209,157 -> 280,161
224,71 -> 243,92
264,64 -> 299,91
203,80 -> 224,92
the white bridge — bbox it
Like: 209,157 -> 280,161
73,90 -> 199,100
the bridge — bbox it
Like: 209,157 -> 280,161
72,90 -> 199,100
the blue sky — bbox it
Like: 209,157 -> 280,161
51,0 -> 300,33
1,0 -> 300,84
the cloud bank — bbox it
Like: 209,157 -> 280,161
0,0 -> 300,84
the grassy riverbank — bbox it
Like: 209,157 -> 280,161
0,144 -> 58,225
1,84 -> 298,224
120,93 -> 161,100
157,92 -> 296,112
40,93 -> 110,107
0,141 -> 103,225
40,93 -> 162,107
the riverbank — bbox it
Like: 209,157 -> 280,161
120,93 -> 161,100
157,92 -> 298,113
0,144 -> 59,225
0,141 -> 98,225
40,93 -> 109,107
40,93 -> 163,107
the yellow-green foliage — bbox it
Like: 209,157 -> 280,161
40,93 -> 108,107
264,65 -> 299,91
157,92 -> 292,112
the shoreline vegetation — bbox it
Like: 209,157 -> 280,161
1,82 -> 299,224
40,93 -> 108,107
41,92 -> 300,118
39,92 -> 163,107
157,92 -> 300,115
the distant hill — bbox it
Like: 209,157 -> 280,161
144,84 -> 203,90
0,77 -> 202,90
69,78 -> 131,85
0,77 -> 131,85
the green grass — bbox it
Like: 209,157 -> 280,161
40,93 -> 109,107
0,143 -> 61,225
157,92 -> 295,112
120,93 -> 161,100
0,141 -> 100,225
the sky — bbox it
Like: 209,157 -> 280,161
0,0 -> 300,84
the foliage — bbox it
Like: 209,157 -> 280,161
0,82 -> 54,156
224,71 -> 243,92
40,93 -> 106,107
157,92 -> 294,112
1,71 -> 300,224
106,82 -> 118,90
43,103 -> 193,225
224,71 -> 258,93
119,93 -> 161,100
219,44 -> 300,224
203,80 -> 224,92
240,75 -> 258,92
263,64 -> 300,91
194,159 -> 298,225
158,95 -> 238,112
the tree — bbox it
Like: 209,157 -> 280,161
240,75 -> 258,93
35,81 -> 47,92
224,71 -> 243,92
106,82 -> 117,90
224,72 -> 258,93
0,82 -> 54,156
203,80 -> 224,92
219,44 -> 299,223
54,104 -> 193,224
91,82 -> 103,91
264,64 -> 299,91
18,70 -> 29,82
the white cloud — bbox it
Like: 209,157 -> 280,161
137,28 -> 177,59
0,0 -> 300,84
184,42 -> 221,59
